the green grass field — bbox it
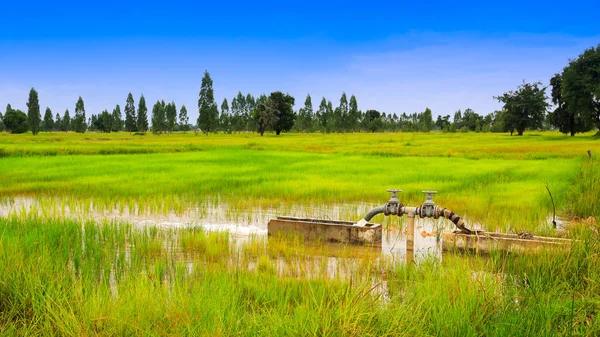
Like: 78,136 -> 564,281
0,131 -> 599,336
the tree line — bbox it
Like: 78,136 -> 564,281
1,44 -> 598,136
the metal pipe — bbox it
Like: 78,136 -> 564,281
404,206 -> 416,252
437,207 -> 472,234
355,205 -> 386,226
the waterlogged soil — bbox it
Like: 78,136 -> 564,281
0,196 -> 473,262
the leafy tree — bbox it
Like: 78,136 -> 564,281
73,96 -> 87,133
348,95 -> 359,132
55,113 -> 62,131
316,97 -> 328,133
179,105 -> 189,132
219,98 -> 230,133
495,81 -> 549,136
364,110 -> 383,132
252,95 -> 276,136
26,88 -> 41,135
112,104 -> 123,132
560,45 -> 600,131
61,109 -> 71,131
338,92 -> 349,132
267,91 -> 295,135
151,100 -> 166,134
125,93 -> 137,132
3,109 -> 28,133
549,73 -> 591,136
418,107 -> 434,132
435,115 -> 451,130
297,94 -> 313,132
95,110 -> 113,132
326,101 -> 334,133
231,92 -> 246,132
42,107 -> 54,131
0,112 -> 5,132
165,101 -> 177,133
197,71 -> 218,134
137,95 -> 149,133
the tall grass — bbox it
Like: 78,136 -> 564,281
1,215 -> 599,335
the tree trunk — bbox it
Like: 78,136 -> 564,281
517,129 -> 524,136
276,130 -> 281,135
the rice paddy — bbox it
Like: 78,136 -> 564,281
0,131 -> 599,335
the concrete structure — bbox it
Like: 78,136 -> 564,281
442,231 -> 572,254
267,216 -> 382,244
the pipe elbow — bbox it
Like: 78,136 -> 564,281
363,205 -> 386,222
439,207 -> 472,234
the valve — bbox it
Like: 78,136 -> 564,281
385,188 -> 403,216
420,190 -> 438,218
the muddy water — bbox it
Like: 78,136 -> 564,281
0,196 -> 486,263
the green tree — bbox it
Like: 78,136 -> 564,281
297,94 -> 313,132
26,88 -> 41,135
179,105 -> 189,132
4,109 -> 28,133
348,95 -> 359,132
54,113 -> 61,131
197,71 -> 217,134
495,81 -> 548,136
220,98 -> 231,133
165,101 -> 177,133
137,95 -> 149,133
364,110 -> 383,132
151,100 -> 166,134
316,97 -> 328,133
42,107 -> 54,131
560,45 -> 600,132
0,112 -> 5,132
267,91 -> 295,135
112,104 -> 123,132
61,109 -> 71,131
252,95 -> 276,136
125,93 -> 137,132
418,107 -> 434,132
95,110 -> 113,132
338,92 -> 349,132
549,73 -> 591,136
326,101 -> 334,133
73,96 -> 87,133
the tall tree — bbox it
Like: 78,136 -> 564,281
165,101 -> 177,133
220,98 -> 230,133
316,97 -> 328,133
348,95 -> 359,132
418,108 -> 434,132
179,105 -> 189,132
549,73 -> 591,136
297,94 -> 313,132
561,45 -> 600,131
252,95 -> 276,136
495,81 -> 548,136
137,94 -> 149,133
112,104 -> 123,132
42,107 -> 54,131
55,113 -> 62,131
26,88 -> 41,135
95,109 -> 113,132
124,93 -> 137,132
338,92 -> 349,132
73,96 -> 86,133
151,100 -> 166,134
326,101 -> 334,133
267,91 -> 295,135
0,112 -> 5,132
62,109 -> 71,131
197,71 -> 217,135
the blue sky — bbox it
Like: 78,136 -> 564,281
1,1 -> 599,121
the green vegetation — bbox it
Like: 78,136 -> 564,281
0,129 -> 598,335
